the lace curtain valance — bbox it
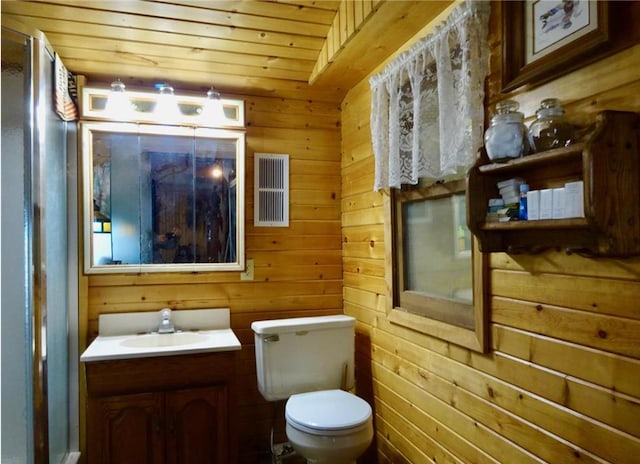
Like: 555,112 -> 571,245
370,0 -> 490,191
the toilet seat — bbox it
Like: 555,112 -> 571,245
285,389 -> 372,436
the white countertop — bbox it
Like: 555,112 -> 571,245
80,308 -> 241,362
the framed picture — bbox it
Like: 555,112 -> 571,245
501,1 -> 632,92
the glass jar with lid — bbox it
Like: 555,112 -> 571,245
528,98 -> 574,153
484,100 -> 529,162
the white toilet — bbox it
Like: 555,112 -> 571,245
252,315 -> 373,464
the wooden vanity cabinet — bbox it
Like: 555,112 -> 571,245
85,351 -> 236,464
165,386 -> 228,464
88,391 -> 164,464
467,110 -> 640,257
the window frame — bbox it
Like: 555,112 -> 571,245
384,179 -> 489,352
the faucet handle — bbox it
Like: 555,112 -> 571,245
158,308 -> 175,333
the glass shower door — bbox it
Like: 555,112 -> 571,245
1,27 -> 34,464
2,23 -> 76,463
39,40 -> 70,464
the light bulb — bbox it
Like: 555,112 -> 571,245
211,164 -> 223,178
154,83 -> 181,123
105,79 -> 131,119
200,87 -> 225,126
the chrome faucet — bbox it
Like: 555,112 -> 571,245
157,308 -> 175,334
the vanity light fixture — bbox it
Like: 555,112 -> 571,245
104,79 -> 131,119
82,83 -> 244,127
154,82 -> 181,123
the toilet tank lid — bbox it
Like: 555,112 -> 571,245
251,315 -> 355,335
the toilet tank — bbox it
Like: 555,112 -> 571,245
251,315 -> 356,401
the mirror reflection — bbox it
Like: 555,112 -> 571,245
83,123 -> 244,273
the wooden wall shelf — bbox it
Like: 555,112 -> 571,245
480,218 -> 589,231
467,111 -> 640,257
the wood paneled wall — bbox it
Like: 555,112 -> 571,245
342,2 -> 640,464
78,2 -> 640,463
80,94 -> 342,463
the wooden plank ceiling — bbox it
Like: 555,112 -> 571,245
2,0 -> 452,102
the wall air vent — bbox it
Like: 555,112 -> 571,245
254,153 -> 289,227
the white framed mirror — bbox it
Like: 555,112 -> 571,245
81,121 -> 245,274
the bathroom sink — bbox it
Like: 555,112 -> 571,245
80,308 -> 241,362
120,331 -> 206,348
81,328 -> 241,361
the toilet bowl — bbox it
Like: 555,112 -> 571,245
285,389 -> 373,464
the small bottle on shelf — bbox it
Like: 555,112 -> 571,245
518,183 -> 529,220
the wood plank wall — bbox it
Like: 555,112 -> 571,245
341,2 -> 640,464
80,93 -> 343,463
310,0 -> 380,82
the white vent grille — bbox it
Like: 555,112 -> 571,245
254,153 -> 289,227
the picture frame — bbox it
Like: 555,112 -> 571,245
502,0 -> 616,92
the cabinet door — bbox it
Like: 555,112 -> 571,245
165,385 -> 228,464
88,392 -> 164,464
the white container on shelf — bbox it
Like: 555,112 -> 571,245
484,100 -> 529,162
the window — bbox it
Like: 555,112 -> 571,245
385,179 -> 488,352
371,1 -> 490,352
